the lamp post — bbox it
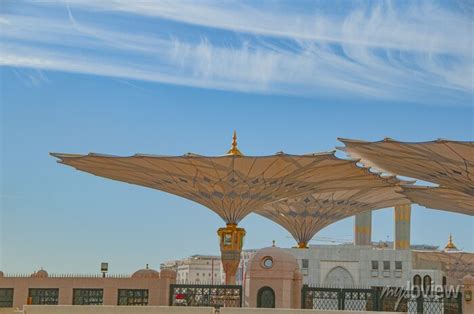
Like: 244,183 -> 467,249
101,262 -> 108,278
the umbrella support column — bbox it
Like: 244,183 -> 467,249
297,242 -> 309,249
218,223 -> 246,285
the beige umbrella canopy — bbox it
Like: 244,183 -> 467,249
338,138 -> 473,194
338,138 -> 474,213
51,133 -> 412,284
50,135 -> 406,225
402,186 -> 474,216
50,150 -> 386,225
258,184 -> 410,247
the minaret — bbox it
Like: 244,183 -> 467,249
354,211 -> 372,246
394,204 -> 411,249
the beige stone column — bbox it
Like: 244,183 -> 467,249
394,204 -> 411,249
354,211 -> 372,245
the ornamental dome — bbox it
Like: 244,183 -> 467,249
247,245 -> 299,278
132,264 -> 160,279
444,234 -> 459,252
160,269 -> 177,279
31,268 -> 48,278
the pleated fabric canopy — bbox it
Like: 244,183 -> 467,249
258,184 -> 410,246
50,148 -> 404,225
402,186 -> 473,216
338,138 -> 473,215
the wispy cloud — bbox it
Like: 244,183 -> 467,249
0,0 -> 472,104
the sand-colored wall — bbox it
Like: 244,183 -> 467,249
23,305 -> 214,314
0,308 -> 18,314
0,274 -> 175,308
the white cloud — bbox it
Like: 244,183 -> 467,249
1,1 -> 472,104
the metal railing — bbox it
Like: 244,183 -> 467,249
301,285 -> 463,313
169,283 -> 242,308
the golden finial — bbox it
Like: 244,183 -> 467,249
227,130 -> 243,156
445,234 -> 457,250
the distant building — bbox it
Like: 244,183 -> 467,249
286,235 -> 472,288
161,255 -> 223,284
235,249 -> 258,284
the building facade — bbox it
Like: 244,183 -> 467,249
0,266 -> 176,309
285,239 -> 472,288
161,255 -> 223,284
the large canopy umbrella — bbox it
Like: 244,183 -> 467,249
52,132 -> 406,283
402,186 -> 473,216
338,138 -> 474,215
258,184 -> 410,248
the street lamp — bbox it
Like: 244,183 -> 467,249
101,262 -> 108,278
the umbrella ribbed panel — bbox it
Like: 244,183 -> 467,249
53,153 -> 392,223
51,152 -> 399,224
338,138 -> 474,215
338,138 -> 474,196
258,185 -> 410,245
403,186 -> 474,215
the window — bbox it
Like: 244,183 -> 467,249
0,288 -> 14,308
371,261 -> 379,270
262,257 -> 273,269
73,289 -> 103,305
395,261 -> 402,270
302,259 -> 309,269
413,275 -> 422,287
423,275 -> 432,292
29,288 -> 59,305
118,289 -> 148,306
383,261 -> 390,270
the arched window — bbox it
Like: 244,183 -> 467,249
324,266 -> 354,287
257,286 -> 275,308
413,275 -> 422,288
413,275 -> 421,291
423,275 -> 431,292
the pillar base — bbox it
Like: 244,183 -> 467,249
218,223 -> 246,285
297,242 -> 308,249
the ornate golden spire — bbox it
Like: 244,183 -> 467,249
444,234 -> 458,250
227,130 -> 243,156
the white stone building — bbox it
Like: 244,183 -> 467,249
161,255 -> 223,284
285,237 -> 471,288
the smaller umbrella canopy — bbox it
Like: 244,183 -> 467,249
257,179 -> 410,246
402,186 -> 474,216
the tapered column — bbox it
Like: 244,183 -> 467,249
354,211 -> 372,245
394,204 -> 411,249
218,223 -> 246,285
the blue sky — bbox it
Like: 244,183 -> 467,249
1,0 -> 473,274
